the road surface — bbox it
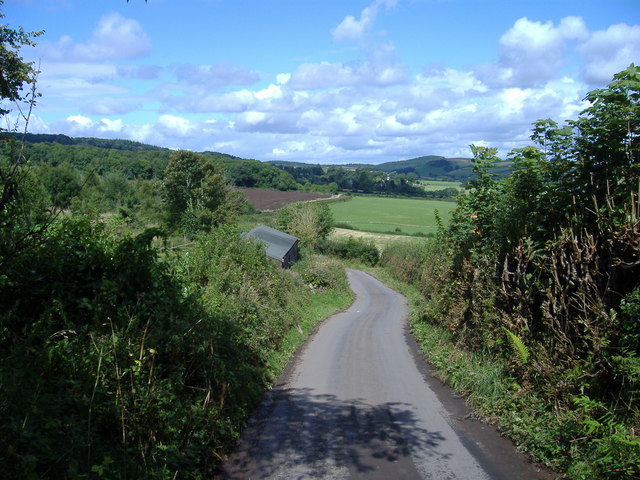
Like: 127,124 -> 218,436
221,269 -> 554,479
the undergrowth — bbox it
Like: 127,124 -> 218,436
378,238 -> 640,479
0,219 -> 352,479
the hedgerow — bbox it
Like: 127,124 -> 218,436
0,219 -> 338,478
381,66 -> 640,479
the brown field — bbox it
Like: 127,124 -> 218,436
239,188 -> 332,211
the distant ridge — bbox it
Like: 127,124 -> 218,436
5,133 -> 167,152
348,155 -> 472,178
9,134 -> 511,181
269,155 -> 511,181
311,155 -> 511,180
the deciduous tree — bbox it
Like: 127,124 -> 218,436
162,150 -> 240,234
278,202 -> 333,250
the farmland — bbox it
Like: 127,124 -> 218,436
416,179 -> 462,191
329,196 -> 456,236
239,188 -> 332,210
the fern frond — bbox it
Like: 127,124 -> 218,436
503,328 -> 529,365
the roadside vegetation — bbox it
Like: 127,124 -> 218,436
377,66 -> 640,479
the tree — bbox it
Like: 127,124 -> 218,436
0,3 -> 47,272
353,167 -> 375,193
0,0 -> 42,211
571,64 -> 640,212
0,1 -> 42,119
102,170 -> 132,209
41,162 -> 82,208
162,150 -> 240,234
277,202 -> 333,250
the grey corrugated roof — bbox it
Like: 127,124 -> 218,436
244,225 -> 298,261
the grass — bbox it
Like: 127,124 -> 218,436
330,227 -> 421,251
416,180 -> 463,191
329,196 -> 455,235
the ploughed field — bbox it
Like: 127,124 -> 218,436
239,188 -> 332,211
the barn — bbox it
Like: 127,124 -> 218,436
244,225 -> 299,268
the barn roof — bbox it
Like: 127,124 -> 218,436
244,225 -> 298,261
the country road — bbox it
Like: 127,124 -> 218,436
221,269 -> 554,480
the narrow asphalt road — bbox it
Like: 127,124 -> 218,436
221,269 -> 555,480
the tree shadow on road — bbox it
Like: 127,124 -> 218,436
222,387 -> 449,479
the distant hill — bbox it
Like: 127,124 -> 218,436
360,155 -> 472,178
10,134 -> 511,182
5,133 -> 299,190
338,155 -> 512,180
6,133 -> 167,152
266,160 -> 319,168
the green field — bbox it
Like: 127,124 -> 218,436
330,196 -> 456,235
416,180 -> 462,191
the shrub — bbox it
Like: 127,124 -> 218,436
317,236 -> 380,265
293,255 -> 349,291
0,219 -> 312,478
277,202 -> 333,249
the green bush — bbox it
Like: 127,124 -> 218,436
277,202 -> 334,250
180,225 -> 302,353
380,240 -> 433,288
317,236 -> 380,266
0,219 -> 315,478
293,255 -> 349,292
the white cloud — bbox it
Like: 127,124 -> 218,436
239,111 -> 266,125
175,62 -> 260,87
41,13 -> 151,62
276,73 -> 291,85
66,114 -> 93,128
579,23 -> 640,84
85,97 -> 139,116
236,111 -> 303,134
478,16 -> 588,88
157,114 -> 194,138
53,115 -> 124,136
288,59 -> 408,89
98,118 -> 123,133
255,84 -> 283,100
117,65 -> 163,80
164,88 -> 258,114
39,62 -> 118,79
38,76 -> 126,99
206,89 -> 257,113
332,0 -> 398,42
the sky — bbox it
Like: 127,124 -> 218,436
3,0 -> 640,164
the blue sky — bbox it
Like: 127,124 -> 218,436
4,0 -> 640,164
